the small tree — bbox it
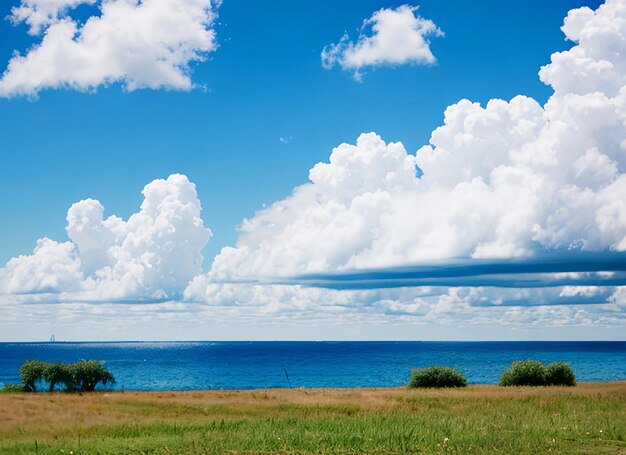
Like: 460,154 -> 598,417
18,359 -> 115,392
19,360 -> 46,392
72,360 -> 116,391
408,366 -> 467,388
43,363 -> 75,392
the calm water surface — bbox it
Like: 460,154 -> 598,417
0,341 -> 624,391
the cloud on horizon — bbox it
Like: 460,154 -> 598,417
0,0 -> 220,98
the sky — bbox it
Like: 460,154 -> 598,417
0,0 -> 624,341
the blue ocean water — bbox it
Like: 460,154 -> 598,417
0,341 -> 624,391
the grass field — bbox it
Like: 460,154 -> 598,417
1,382 -> 625,454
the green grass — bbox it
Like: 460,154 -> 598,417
0,383 -> 624,454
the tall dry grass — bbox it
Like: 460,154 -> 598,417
1,382 -> 624,454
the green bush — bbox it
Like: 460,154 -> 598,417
408,366 -> 467,388
499,360 -> 547,386
546,362 -> 576,386
18,360 -> 115,392
499,360 -> 576,386
1,383 -> 26,393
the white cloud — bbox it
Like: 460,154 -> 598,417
0,0 -> 219,98
181,281 -> 626,332
321,4 -> 442,80
4,284 -> 625,341
0,174 -> 211,300
10,0 -> 96,35
204,0 -> 626,285
0,238 -> 83,294
539,2 -> 626,96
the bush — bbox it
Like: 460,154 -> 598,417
499,360 -> 576,386
546,362 -> 576,386
1,383 -> 26,393
408,366 -> 467,388
499,360 -> 547,386
18,360 -> 115,392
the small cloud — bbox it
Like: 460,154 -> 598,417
279,136 -> 293,144
322,4 -> 443,80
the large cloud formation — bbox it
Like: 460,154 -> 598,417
1,0 -> 625,338
187,0 -> 626,327
0,174 -> 211,300
321,4 -> 443,80
210,0 -> 626,283
0,0 -> 219,97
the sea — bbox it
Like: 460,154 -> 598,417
0,341 -> 624,391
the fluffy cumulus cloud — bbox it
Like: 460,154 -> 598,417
196,0 -> 626,318
212,0 -> 626,280
322,5 -> 443,80
0,0 -> 219,97
0,174 -> 211,301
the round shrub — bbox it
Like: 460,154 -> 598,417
499,360 -> 547,386
408,366 -> 467,388
546,362 -> 576,386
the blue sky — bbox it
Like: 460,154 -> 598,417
0,0 -> 624,341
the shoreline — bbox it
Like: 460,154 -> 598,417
4,380 -> 626,396
88,379 -> 626,393
4,380 -> 626,394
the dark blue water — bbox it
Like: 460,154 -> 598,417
1,341 -> 624,391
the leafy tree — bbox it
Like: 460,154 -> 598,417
18,360 -> 115,392
43,363 -> 75,392
71,360 -> 116,391
19,360 -> 46,392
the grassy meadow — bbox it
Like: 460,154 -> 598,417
1,382 -> 625,454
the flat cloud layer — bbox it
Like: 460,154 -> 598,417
321,4 -> 442,79
0,174 -> 211,300
0,0 -> 219,97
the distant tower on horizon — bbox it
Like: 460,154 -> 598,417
50,334 -> 56,343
